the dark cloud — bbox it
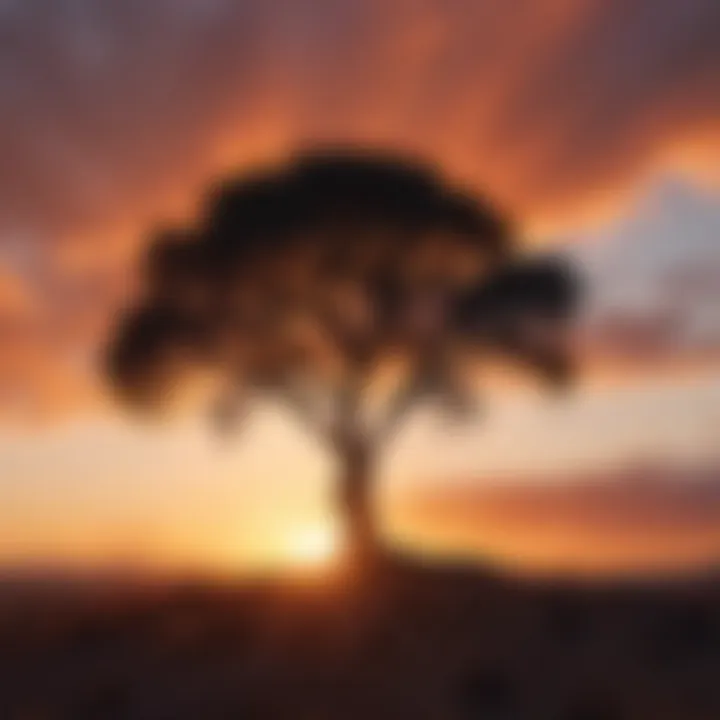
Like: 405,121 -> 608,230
0,0 -> 718,246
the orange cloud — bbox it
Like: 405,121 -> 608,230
0,0 -> 717,245
390,461 -> 720,577
0,0 -> 718,418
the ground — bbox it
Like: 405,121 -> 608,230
1,556 -> 719,719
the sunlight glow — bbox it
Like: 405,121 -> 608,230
285,523 -> 341,568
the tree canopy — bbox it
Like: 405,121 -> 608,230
107,149 -> 576,448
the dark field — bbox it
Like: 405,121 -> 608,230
1,559 -> 719,719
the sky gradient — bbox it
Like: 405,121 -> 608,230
0,0 -> 719,576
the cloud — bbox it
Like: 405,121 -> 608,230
0,0 -> 717,246
571,180 -> 720,372
0,265 -> 37,321
391,461 -> 720,576
0,0 -> 718,418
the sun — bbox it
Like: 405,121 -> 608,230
286,523 -> 341,568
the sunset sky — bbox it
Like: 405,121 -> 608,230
0,0 -> 719,577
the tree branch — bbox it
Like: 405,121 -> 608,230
272,383 -> 335,450
371,375 -> 421,447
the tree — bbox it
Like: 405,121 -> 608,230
106,150 -> 578,566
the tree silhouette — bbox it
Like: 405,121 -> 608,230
106,150 -> 577,565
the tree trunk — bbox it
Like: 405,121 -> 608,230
337,435 -> 378,565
